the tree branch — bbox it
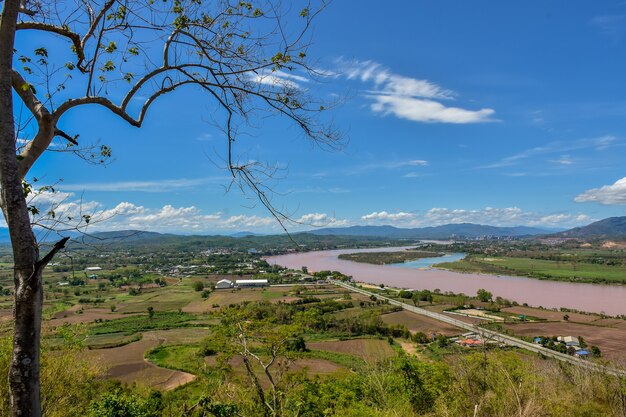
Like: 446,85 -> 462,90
11,69 -> 49,120
16,22 -> 86,71
54,128 -> 78,145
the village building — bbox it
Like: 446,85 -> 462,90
215,279 -> 233,289
575,349 -> 590,358
235,279 -> 268,288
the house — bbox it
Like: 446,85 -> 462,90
215,279 -> 233,289
85,266 -> 102,271
558,336 -> 580,347
235,279 -> 268,288
459,339 -> 482,347
575,350 -> 590,358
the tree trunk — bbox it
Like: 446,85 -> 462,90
0,1 -> 44,416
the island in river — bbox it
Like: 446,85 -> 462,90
338,250 -> 441,265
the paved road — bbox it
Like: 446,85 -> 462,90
330,280 -> 626,378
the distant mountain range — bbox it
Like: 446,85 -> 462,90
550,217 -> 626,239
306,223 -> 554,239
230,231 -> 266,238
2,216 -> 626,245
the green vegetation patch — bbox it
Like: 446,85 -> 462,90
299,348 -> 366,370
338,250 -> 442,265
146,344 -> 204,374
437,255 -> 626,284
89,312 -> 197,335
84,332 -> 142,349
114,288 -> 198,313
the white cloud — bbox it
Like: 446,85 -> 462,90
358,207 -> 592,229
361,211 -> 415,222
421,207 -> 590,228
297,213 -> 348,227
575,177 -> 626,205
16,189 -> 596,235
96,203 -> 277,232
370,95 -> 495,124
339,59 -> 495,124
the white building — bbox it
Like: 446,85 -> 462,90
235,279 -> 268,288
215,279 -> 233,289
85,266 -> 102,271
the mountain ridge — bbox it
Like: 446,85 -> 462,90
1,216 -> 626,244
305,223 -> 553,239
550,216 -> 626,238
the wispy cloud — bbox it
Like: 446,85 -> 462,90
591,14 -> 626,42
479,135 -> 618,169
195,133 -> 213,142
289,186 -> 350,194
63,177 -> 228,192
549,155 -> 575,165
250,69 -> 310,90
575,177 -> 626,205
338,59 -> 495,124
402,172 -> 428,178
345,159 -> 429,175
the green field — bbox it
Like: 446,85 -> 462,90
146,344 -> 205,374
436,256 -> 626,284
114,288 -> 199,313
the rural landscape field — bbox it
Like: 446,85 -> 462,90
1,234 -> 626,416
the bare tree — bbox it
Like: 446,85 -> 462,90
0,0 -> 337,415
214,312 -> 301,417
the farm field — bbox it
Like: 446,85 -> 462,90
307,338 -> 396,363
86,333 -> 196,390
203,354 -> 349,388
183,287 -> 300,313
381,310 -> 462,336
437,256 -> 626,284
500,306 -> 601,323
502,322 -> 626,363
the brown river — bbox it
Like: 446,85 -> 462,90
266,247 -> 626,316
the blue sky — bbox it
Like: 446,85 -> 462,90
14,1 -> 626,233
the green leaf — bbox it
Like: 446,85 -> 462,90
104,41 -> 117,53
34,47 -> 48,57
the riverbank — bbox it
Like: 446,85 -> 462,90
266,247 -> 626,316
